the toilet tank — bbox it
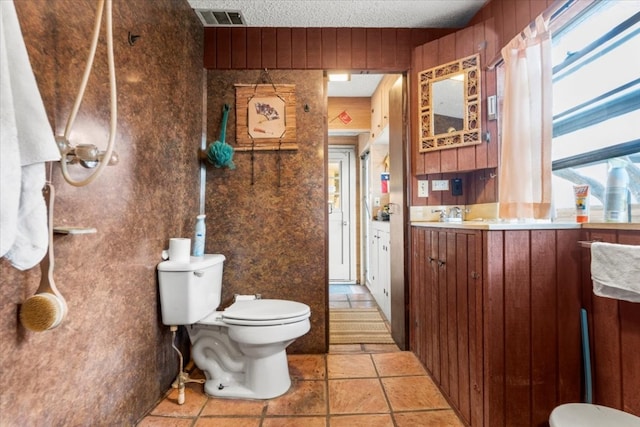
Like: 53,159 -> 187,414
157,254 -> 225,325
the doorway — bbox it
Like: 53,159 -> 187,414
328,146 -> 356,284
326,73 -> 408,349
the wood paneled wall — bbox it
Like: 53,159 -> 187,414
409,19 -> 500,208
409,0 -> 557,208
469,0 -> 556,49
204,27 -> 453,70
411,20 -> 499,177
483,228 -> 583,426
580,229 -> 640,418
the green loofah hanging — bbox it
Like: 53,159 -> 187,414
207,104 -> 235,169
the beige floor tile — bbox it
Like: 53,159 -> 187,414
288,354 -> 326,380
327,354 -> 377,379
266,380 -> 327,416
194,417 -> 261,427
382,376 -> 450,412
262,416 -> 327,427
330,413 -> 394,427
394,409 -> 465,427
200,398 -> 266,416
372,351 -> 427,377
149,386 -> 207,417
136,416 -> 194,427
328,378 -> 389,414
330,294 -> 349,301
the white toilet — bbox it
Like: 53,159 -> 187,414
157,254 -> 311,399
550,403 -> 640,427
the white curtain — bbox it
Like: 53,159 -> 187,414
499,16 -> 553,220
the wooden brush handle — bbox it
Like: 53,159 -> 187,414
38,183 -> 56,295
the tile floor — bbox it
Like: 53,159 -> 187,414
137,285 -> 464,426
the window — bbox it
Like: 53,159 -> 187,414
550,1 -> 640,222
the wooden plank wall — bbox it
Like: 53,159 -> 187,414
581,229 -> 640,418
483,229 -> 583,426
203,27 -> 453,71
409,19 -> 499,208
409,0 -> 556,208
468,0 -> 556,48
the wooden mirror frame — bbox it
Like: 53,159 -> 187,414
418,54 -> 481,152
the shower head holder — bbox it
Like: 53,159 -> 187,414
56,136 -> 119,169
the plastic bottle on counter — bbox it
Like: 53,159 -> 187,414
603,165 -> 629,223
192,214 -> 206,257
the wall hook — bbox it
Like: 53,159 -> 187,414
128,32 -> 141,46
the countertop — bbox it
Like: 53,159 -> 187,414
411,220 -> 640,230
411,220 -> 583,230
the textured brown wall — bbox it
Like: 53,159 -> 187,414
1,0 -> 203,424
204,70 -> 328,354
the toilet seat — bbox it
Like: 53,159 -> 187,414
223,299 -> 310,325
550,403 -> 640,427
197,299 -> 311,326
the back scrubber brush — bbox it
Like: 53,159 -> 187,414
20,183 -> 68,332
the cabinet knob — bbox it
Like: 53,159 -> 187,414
437,260 -> 446,267
428,256 -> 435,263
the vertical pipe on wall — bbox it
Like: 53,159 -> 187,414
199,69 -> 207,215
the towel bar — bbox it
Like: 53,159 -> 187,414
578,240 -> 601,248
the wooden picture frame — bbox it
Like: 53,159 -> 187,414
418,54 -> 481,153
234,84 -> 297,151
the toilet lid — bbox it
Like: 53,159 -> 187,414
222,299 -> 311,326
550,403 -> 640,427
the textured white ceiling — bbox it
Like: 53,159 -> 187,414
327,74 -> 384,97
187,0 -> 487,28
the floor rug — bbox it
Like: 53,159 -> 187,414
329,308 -> 395,344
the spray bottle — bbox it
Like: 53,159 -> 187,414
192,214 -> 206,257
603,163 -> 629,223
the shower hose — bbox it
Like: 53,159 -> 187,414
59,0 -> 117,187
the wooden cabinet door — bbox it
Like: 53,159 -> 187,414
410,227 -> 424,360
410,227 -> 484,426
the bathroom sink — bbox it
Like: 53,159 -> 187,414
441,217 -> 463,223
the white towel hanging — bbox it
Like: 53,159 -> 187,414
591,242 -> 640,303
0,0 -> 60,270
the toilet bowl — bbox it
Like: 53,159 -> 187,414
157,254 -> 311,399
550,403 -> 640,427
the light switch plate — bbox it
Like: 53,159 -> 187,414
452,178 -> 463,196
432,180 -> 449,191
418,180 -> 429,197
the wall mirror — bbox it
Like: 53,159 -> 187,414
418,54 -> 481,152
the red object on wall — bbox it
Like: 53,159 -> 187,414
338,110 -> 352,124
381,172 -> 389,193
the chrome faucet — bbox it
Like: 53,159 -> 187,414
432,208 -> 447,222
449,206 -> 462,220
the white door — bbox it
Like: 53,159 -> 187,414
328,147 -> 355,283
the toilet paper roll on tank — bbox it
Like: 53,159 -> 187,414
161,238 -> 191,263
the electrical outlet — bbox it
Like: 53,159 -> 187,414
418,180 -> 429,197
432,180 -> 449,191
374,197 -> 381,207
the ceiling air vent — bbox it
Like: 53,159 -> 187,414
194,9 -> 246,27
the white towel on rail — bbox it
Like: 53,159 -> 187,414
0,0 -> 60,270
591,242 -> 640,303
